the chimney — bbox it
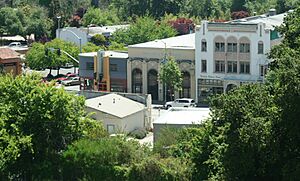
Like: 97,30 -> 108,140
269,9 -> 276,16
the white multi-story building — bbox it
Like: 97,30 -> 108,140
195,12 -> 286,103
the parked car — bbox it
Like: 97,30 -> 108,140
61,77 -> 80,86
56,73 -> 77,83
8,42 -> 22,47
164,98 -> 196,109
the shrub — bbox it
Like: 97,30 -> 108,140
127,156 -> 192,181
129,128 -> 147,139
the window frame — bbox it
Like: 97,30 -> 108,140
201,40 -> 207,52
227,43 -> 237,52
240,61 -> 250,74
239,43 -> 250,53
258,42 -> 264,54
215,42 -> 225,52
201,59 -> 207,73
215,60 -> 225,73
227,61 -> 237,73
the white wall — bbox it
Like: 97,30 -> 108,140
85,107 -> 145,134
195,21 -> 273,101
56,27 -> 89,46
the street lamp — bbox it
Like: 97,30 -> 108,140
61,29 -> 82,73
57,16 -> 61,39
155,39 -> 167,103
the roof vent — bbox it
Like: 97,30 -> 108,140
269,9 -> 276,16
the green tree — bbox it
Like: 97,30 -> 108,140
0,73 -> 87,179
62,137 -> 150,180
82,7 -> 120,26
127,156 -> 192,181
112,16 -> 177,45
25,42 -> 47,70
23,5 -> 53,41
91,33 -> 106,46
26,39 -> 79,74
82,42 -> 103,53
267,8 -> 300,179
159,57 -> 183,101
0,7 -> 26,36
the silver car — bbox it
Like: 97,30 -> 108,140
164,98 -> 196,109
61,77 -> 80,86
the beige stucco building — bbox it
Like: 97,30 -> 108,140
85,93 -> 146,134
127,34 -> 196,102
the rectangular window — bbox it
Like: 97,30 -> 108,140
201,60 -> 207,72
201,41 -> 207,52
86,62 -> 94,70
260,65 -> 268,76
227,61 -> 237,73
258,43 -> 264,54
240,62 -> 250,74
215,42 -> 225,52
240,43 -> 250,53
227,43 -> 237,52
110,64 -> 118,71
215,60 -> 225,73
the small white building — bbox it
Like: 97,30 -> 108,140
56,25 -> 129,46
85,93 -> 145,134
195,12 -> 286,103
153,107 -> 210,142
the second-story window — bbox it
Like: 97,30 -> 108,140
215,42 -> 225,52
240,43 -> 250,53
258,42 -> 264,54
227,43 -> 237,52
201,60 -> 207,72
201,40 -> 207,52
86,62 -> 94,70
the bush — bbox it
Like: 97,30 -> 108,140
127,156 -> 192,181
62,137 -> 150,180
129,128 -> 147,139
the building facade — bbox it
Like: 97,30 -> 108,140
79,51 -> 128,92
128,34 -> 196,102
195,13 -> 285,103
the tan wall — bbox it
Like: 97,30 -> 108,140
129,47 -> 195,61
86,107 -> 145,133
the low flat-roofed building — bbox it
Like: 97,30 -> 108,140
85,93 -> 146,134
153,107 -> 210,143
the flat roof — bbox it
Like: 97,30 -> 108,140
85,93 -> 145,118
79,51 -> 128,59
153,107 -> 210,125
128,33 -> 195,50
232,13 -> 286,30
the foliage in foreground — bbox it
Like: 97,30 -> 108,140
0,73 -> 87,179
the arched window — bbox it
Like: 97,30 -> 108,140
214,36 -> 225,52
239,37 -> 251,53
147,69 -> 158,100
132,68 -> 142,93
227,36 -> 238,52
180,71 -> 191,98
